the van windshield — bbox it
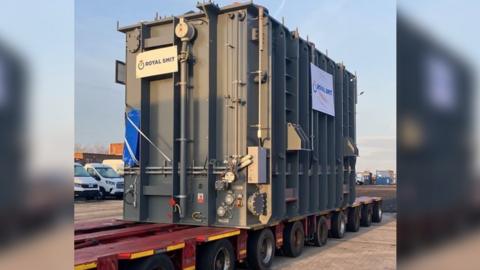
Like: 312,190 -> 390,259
74,165 -> 90,177
96,167 -> 120,178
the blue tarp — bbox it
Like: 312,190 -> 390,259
123,109 -> 140,167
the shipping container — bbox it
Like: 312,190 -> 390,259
119,1 -> 359,229
109,142 -> 125,155
375,170 -> 395,185
376,177 -> 393,185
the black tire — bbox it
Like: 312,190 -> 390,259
361,205 -> 373,227
197,239 -> 235,270
347,207 -> 360,232
311,216 -> 328,247
98,187 -> 106,199
134,254 -> 175,270
247,228 -> 275,270
372,202 -> 383,223
329,212 -> 346,238
282,221 -> 304,257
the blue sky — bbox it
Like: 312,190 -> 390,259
75,0 -> 396,171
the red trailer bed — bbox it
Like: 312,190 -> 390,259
74,197 -> 382,270
75,220 -> 243,270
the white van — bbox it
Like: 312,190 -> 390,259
356,173 -> 365,185
102,159 -> 124,176
74,163 -> 99,199
85,163 -> 124,199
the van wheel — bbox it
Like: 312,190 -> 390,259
361,205 -> 373,227
311,216 -> 328,247
134,254 -> 174,270
282,221 -> 304,257
247,228 -> 275,270
198,239 -> 235,270
329,212 -> 346,238
372,202 -> 382,223
347,207 -> 360,232
98,187 -> 106,199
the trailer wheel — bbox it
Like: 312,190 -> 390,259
347,207 -> 360,232
361,204 -> 373,227
311,216 -> 328,247
134,254 -> 174,270
198,239 -> 235,270
372,202 -> 382,223
329,212 -> 346,238
247,228 -> 275,270
282,221 -> 304,257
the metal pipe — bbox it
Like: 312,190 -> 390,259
174,17 -> 197,219
178,40 -> 189,218
257,7 -> 264,145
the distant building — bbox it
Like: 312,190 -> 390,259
109,143 -> 124,155
74,152 -> 122,165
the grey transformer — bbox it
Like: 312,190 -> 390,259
119,2 -> 358,229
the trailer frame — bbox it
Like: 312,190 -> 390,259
75,197 -> 382,270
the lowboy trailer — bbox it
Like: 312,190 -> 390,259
75,196 -> 382,270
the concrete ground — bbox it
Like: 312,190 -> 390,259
75,185 -> 397,269
273,213 -> 396,270
74,199 -> 123,222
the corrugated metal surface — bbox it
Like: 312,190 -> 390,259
120,2 -> 358,228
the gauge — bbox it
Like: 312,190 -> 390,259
217,206 -> 226,217
224,171 -> 236,183
225,193 -> 235,205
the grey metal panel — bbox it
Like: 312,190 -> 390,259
144,25 -> 174,49
206,5 -> 220,225
139,73 -> 151,221
121,3 -> 358,229
335,64 -> 345,206
269,19 -> 287,220
349,72 -> 357,203
298,39 -> 314,213
315,53 -> 331,210
144,184 -> 173,196
147,77 -> 176,223
285,29 -> 302,215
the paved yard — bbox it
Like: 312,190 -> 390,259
74,199 -> 123,222
273,213 -> 396,269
